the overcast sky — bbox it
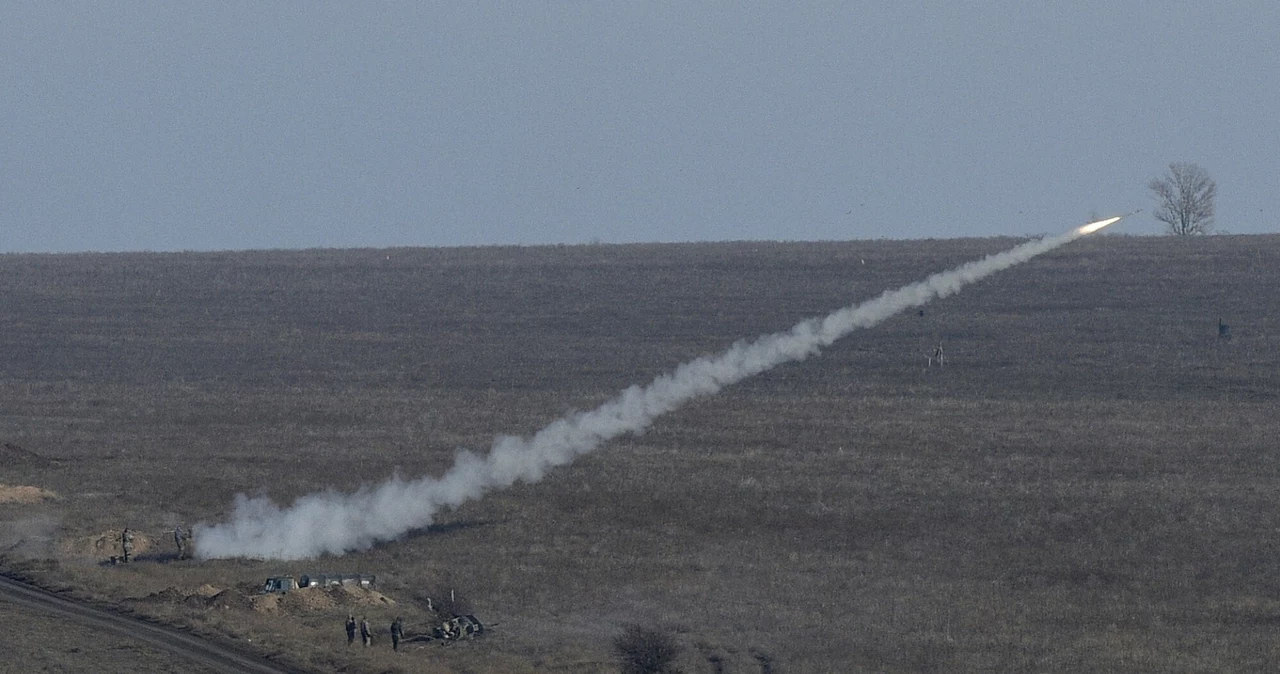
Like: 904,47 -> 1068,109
3,2 -> 1277,253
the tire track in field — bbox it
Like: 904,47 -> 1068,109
0,573 -> 306,674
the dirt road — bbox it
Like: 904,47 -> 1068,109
0,573 -> 306,674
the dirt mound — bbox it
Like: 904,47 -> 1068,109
325,583 -> 396,607
126,584 -> 396,615
207,589 -> 255,611
132,585 -> 225,610
251,585 -> 396,615
135,587 -> 188,605
193,584 -> 221,598
250,593 -> 282,613
278,587 -> 337,612
0,484 -> 59,504
0,442 -> 52,467
58,529 -> 157,560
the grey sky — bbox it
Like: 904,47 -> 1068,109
3,2 -> 1277,253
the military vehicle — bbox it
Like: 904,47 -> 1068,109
260,573 -> 376,594
261,576 -> 300,593
299,573 -> 375,589
433,614 -> 484,640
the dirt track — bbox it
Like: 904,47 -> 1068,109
0,573 -> 305,674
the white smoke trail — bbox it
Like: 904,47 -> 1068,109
194,219 -> 1119,560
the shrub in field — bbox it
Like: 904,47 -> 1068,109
614,624 -> 682,674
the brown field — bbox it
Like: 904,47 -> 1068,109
2,233 -> 1279,673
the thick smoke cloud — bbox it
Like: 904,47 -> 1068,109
194,223 -> 1110,560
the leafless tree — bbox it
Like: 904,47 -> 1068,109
1148,162 -> 1216,235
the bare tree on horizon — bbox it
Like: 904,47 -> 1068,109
1149,162 -> 1217,235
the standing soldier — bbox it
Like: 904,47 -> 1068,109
173,526 -> 187,560
345,615 -> 357,646
360,616 -> 372,647
121,528 -> 135,563
390,616 -> 404,651
929,342 -> 945,368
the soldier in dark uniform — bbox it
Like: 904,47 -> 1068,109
390,616 -> 404,651
345,615 -> 357,646
121,528 -> 135,563
173,526 -> 189,560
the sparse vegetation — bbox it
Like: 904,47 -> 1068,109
1,234 -> 1279,672
614,624 -> 682,674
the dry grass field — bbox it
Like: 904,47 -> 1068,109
2,232 -> 1279,672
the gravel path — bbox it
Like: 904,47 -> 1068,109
0,573 -> 306,674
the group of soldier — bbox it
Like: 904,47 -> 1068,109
117,528 -> 417,654
346,615 -> 405,651
117,526 -> 193,563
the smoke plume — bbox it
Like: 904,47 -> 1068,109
194,221 -> 1115,560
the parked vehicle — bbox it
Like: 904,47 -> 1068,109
260,573 -> 376,594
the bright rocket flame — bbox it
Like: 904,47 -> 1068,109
1077,216 -> 1122,235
